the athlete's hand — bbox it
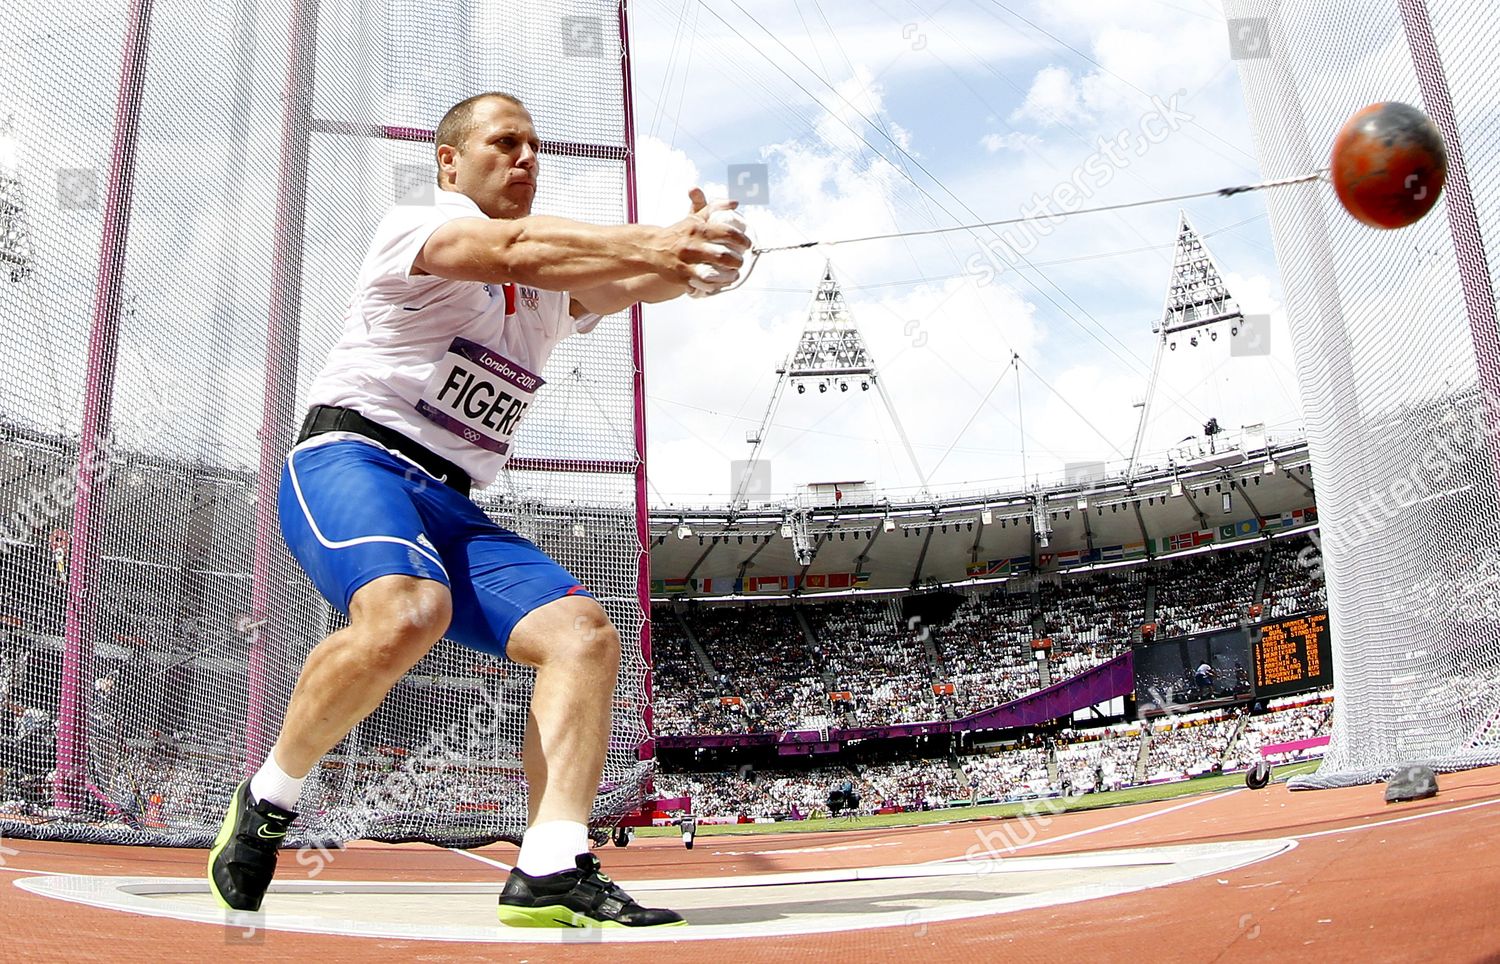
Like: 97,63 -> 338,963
654,187 -> 751,288
680,187 -> 750,297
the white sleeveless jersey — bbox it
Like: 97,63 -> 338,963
307,189 -> 600,486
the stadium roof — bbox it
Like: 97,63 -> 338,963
647,435 -> 1315,595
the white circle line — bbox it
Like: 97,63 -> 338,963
12,838 -> 1296,944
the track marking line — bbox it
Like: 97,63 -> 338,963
446,848 -> 512,873
934,790 -> 1241,863
1292,795 -> 1500,840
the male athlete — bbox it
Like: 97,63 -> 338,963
208,92 -> 749,928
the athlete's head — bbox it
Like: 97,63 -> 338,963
435,92 -> 538,219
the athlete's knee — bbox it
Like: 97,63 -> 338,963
514,598 -> 619,669
349,576 -> 452,674
559,605 -> 620,666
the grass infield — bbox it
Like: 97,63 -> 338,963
635,761 -> 1321,838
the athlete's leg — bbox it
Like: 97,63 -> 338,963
269,574 -> 452,778
504,594 -> 620,827
437,503 -> 679,928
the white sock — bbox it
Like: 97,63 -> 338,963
248,751 -> 306,811
516,820 -> 588,877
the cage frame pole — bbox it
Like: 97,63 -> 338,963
1396,0 -> 1500,405
246,0 -> 321,775
55,0 -> 156,811
619,0 -> 656,773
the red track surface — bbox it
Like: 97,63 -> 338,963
5,766 -> 1500,962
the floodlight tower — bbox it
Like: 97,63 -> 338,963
0,116 -> 35,282
1126,211 -> 1246,479
734,262 -> 931,506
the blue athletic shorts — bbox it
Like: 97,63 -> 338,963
278,437 -> 590,657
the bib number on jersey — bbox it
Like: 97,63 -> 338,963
415,337 -> 543,455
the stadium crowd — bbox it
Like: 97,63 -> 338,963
654,536 -> 1324,736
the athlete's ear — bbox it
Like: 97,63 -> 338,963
436,143 -> 458,183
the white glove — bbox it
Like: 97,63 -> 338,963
689,208 -> 751,298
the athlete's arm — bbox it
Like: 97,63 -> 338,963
413,201 -> 748,290
568,275 -> 693,318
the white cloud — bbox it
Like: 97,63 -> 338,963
1009,65 -> 1093,127
979,131 -> 1041,154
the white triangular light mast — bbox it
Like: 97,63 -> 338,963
1126,211 -> 1245,479
0,115 -> 35,283
734,261 -> 931,506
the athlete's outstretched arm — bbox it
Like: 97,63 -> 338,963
413,193 -> 748,291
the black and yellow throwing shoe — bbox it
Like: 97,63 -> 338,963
497,852 -> 686,928
207,780 -> 297,912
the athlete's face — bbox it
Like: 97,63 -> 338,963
444,98 -> 539,219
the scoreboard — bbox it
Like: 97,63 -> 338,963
1252,611 -> 1333,699
1134,609 -> 1333,714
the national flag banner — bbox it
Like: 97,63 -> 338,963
827,572 -> 856,589
1081,548 -> 1101,564
1057,548 -> 1083,567
720,696 -> 743,706
1278,507 -> 1316,529
697,577 -> 738,594
1219,523 -> 1237,541
1167,530 -> 1212,552
649,580 -> 665,595
749,575 -> 789,593
1100,545 -> 1125,562
802,573 -> 829,590
932,683 -> 956,696
1123,542 -> 1147,559
965,559 -> 1008,578
828,690 -> 853,702
1038,552 -> 1055,569
853,571 -> 872,588
1009,555 -> 1034,574
1235,518 -> 1261,537
662,577 -> 689,594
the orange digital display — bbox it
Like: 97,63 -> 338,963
1253,611 -> 1332,698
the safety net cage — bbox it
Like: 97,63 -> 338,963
0,0 -> 652,846
1223,0 -> 1500,787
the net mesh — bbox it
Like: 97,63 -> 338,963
1223,0 -> 1500,787
0,0 -> 649,845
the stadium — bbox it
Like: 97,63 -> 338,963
1,0 -> 1498,960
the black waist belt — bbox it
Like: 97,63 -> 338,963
296,405 -> 473,498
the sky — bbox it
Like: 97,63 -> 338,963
0,0 -> 1319,509
625,0 -> 1309,504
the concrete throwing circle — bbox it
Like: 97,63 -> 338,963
14,838 -> 1294,943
